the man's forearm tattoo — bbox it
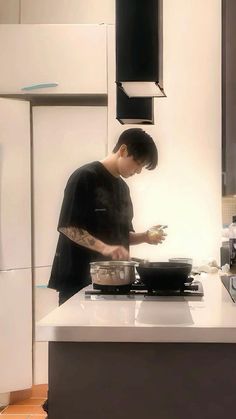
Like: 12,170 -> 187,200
59,227 -> 97,250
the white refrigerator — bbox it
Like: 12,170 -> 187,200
0,98 -> 32,393
0,99 -> 108,388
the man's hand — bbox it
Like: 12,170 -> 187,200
129,226 -> 167,246
101,244 -> 130,260
146,225 -> 167,245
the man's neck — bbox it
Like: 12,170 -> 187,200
100,154 -> 120,178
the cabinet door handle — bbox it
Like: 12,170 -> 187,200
21,82 -> 58,91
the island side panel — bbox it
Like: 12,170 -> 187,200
48,342 -> 236,419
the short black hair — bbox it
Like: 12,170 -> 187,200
113,128 -> 158,170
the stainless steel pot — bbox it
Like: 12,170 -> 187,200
90,261 -> 137,290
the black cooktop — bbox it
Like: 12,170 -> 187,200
85,280 -> 204,298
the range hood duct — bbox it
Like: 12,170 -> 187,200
116,86 -> 154,125
116,0 -> 166,98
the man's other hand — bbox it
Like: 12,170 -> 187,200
101,244 -> 130,260
146,225 -> 167,245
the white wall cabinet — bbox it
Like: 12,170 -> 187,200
0,24 -> 107,94
32,106 -> 107,383
33,106 -> 107,268
21,0 -> 114,24
33,267 -> 58,385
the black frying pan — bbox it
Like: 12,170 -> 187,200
135,261 -> 193,291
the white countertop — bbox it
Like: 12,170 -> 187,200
36,273 -> 236,343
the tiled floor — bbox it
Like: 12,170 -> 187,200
0,385 -> 48,418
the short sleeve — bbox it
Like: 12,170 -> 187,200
129,203 -> 135,232
57,170 -> 93,230
129,220 -> 135,232
126,186 -> 135,232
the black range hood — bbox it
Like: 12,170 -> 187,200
116,86 -> 154,125
116,0 -> 165,98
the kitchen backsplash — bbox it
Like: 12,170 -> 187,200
222,196 -> 236,226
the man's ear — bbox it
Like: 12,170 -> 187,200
119,144 -> 128,157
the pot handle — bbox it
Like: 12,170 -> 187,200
131,257 -> 149,265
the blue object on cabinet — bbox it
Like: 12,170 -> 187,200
21,82 -> 58,91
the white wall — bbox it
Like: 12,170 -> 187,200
108,0 -> 222,265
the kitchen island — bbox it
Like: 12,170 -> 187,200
37,273 -> 236,419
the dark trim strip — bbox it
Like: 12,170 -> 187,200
0,94 -> 108,107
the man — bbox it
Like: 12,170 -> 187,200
48,128 -> 166,305
43,128 -> 166,417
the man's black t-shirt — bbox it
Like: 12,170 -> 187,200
48,161 -> 134,292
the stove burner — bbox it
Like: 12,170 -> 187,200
93,283 -> 132,294
131,277 -> 197,293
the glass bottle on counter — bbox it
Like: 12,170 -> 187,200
229,215 -> 236,269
